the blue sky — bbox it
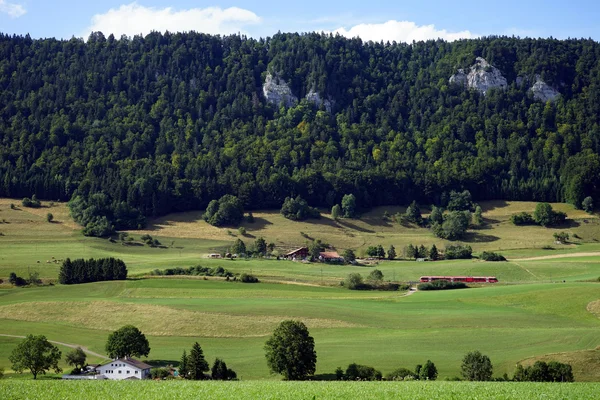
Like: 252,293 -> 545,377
1,0 -> 599,42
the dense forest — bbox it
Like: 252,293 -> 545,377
0,32 -> 599,233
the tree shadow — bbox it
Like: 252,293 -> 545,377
480,200 -> 509,213
462,232 -> 500,243
244,217 -> 272,230
336,219 -> 375,233
556,219 -> 581,228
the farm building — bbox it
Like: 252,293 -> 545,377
319,251 -> 344,262
95,357 -> 152,380
285,247 -> 309,260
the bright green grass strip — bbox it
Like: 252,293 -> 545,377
1,381 -> 599,400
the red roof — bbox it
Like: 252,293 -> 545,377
320,251 -> 341,259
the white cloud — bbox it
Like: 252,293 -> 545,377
0,0 -> 26,18
82,2 -> 260,39
330,20 -> 475,43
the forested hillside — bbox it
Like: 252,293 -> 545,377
1,32 -> 599,233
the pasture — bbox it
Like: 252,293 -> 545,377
0,279 -> 599,380
0,198 -> 599,384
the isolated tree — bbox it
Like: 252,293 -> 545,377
461,350 -> 493,381
179,350 -> 189,379
342,249 -> 356,263
533,203 -> 554,227
582,196 -> 594,213
429,244 -> 439,261
331,204 -> 341,220
434,211 -> 470,240
387,245 -> 396,260
255,237 -> 267,255
65,347 -> 87,373
308,241 -> 322,261
264,320 -> 316,380
366,246 -> 379,258
473,205 -> 483,226
419,360 -> 438,381
231,239 -> 246,255
105,325 -> 150,359
341,194 -> 357,218
9,335 -> 62,379
553,232 -> 569,244
46,213 -> 54,223
188,342 -> 209,380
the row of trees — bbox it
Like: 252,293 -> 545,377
58,257 -> 127,284
178,343 -> 237,380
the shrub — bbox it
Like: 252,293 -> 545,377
342,249 -> 356,263
386,367 -> 416,381
238,227 -> 246,236
445,244 -> 472,259
240,273 -> 259,283
513,361 -> 573,382
553,232 -> 569,244
582,196 -> 594,213
150,368 -> 171,379
10,203 -> 15,210
22,195 -> 41,208
418,280 -> 468,291
510,212 -> 534,225
534,203 -> 567,227
46,213 -> 54,223
344,273 -> 366,290
344,363 -> 382,381
480,251 -> 506,261
8,272 -> 27,287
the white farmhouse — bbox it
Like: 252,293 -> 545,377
95,357 -> 152,380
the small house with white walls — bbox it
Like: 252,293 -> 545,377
95,357 -> 152,380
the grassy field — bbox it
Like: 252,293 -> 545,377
0,279 -> 599,380
2,380 -> 600,400
0,198 -> 599,385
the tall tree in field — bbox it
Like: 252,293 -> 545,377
105,325 -> 150,359
65,347 -> 87,373
341,194 -> 357,218
429,245 -> 439,261
331,204 -> 341,220
9,335 -> 62,379
264,320 -> 316,380
254,237 -> 267,255
188,342 -> 209,380
461,351 -> 493,381
179,350 -> 189,379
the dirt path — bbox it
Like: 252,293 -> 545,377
511,252 -> 600,262
511,261 -> 539,279
0,334 -> 108,359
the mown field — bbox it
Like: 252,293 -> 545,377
0,278 -> 599,380
2,380 -> 600,400
0,198 -> 599,385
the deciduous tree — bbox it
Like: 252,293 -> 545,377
264,320 -> 316,380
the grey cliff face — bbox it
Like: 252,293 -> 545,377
306,89 -> 333,112
449,57 -> 507,95
263,72 -> 298,108
530,77 -> 560,102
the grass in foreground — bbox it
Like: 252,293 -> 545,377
1,381 -> 600,400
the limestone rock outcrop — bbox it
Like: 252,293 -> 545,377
263,72 -> 298,108
449,57 -> 508,95
306,89 -> 333,112
530,77 -> 560,102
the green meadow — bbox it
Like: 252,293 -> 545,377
0,198 -> 599,384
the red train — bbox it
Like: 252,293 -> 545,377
420,276 -> 498,283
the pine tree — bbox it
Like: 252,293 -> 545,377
387,245 -> 396,260
376,245 -> 385,259
429,245 -> 439,261
188,342 -> 208,380
179,350 -> 189,379
405,244 -> 416,259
